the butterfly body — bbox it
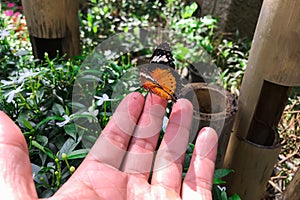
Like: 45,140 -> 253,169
140,42 -> 182,102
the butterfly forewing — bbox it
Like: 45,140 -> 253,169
150,42 -> 175,69
139,42 -> 182,102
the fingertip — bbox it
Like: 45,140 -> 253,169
159,98 -> 193,151
174,98 -> 193,113
0,111 -> 27,152
128,92 -> 145,102
182,127 -> 217,196
0,111 -> 21,136
198,127 -> 218,144
110,92 -> 145,135
195,127 -> 218,160
120,92 -> 145,116
168,99 -> 193,129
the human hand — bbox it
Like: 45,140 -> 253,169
0,92 -> 218,199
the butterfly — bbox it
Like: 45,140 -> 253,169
139,42 -> 182,102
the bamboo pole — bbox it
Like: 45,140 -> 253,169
224,0 -> 300,199
231,0 -> 300,140
224,134 -> 281,200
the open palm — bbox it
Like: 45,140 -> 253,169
0,92 -> 217,199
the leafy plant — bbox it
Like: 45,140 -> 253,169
212,169 -> 241,200
80,0 -> 165,52
0,50 -> 137,197
216,38 -> 251,96
0,54 -> 83,197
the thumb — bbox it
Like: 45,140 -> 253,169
0,111 -> 38,199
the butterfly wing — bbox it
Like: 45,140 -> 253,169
140,64 -> 182,102
140,42 -> 182,102
150,67 -> 179,101
150,42 -> 176,69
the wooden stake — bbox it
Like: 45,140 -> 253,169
21,0 -> 81,59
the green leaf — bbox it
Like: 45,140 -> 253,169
212,185 -> 222,200
103,5 -> 109,13
176,46 -> 189,60
213,177 -> 226,185
228,194 -> 241,200
68,102 -> 86,110
181,2 -> 198,19
31,163 -> 49,184
65,106 -> 70,115
183,152 -> 191,170
22,117 -> 33,130
59,138 -> 78,157
221,190 -> 228,200
36,116 -> 65,129
214,169 -> 234,179
123,26 -> 129,33
70,113 -> 98,122
64,123 -> 78,140
110,62 -> 122,74
87,13 -> 93,27
36,135 -> 48,146
93,25 -> 98,34
52,103 -> 65,116
32,140 -> 54,159
67,149 -> 89,159
213,169 -> 234,185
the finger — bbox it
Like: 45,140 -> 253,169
0,111 -> 38,199
151,99 -> 193,194
122,94 -> 167,178
88,92 -> 145,168
182,127 -> 218,200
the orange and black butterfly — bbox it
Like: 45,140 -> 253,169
139,42 -> 183,102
